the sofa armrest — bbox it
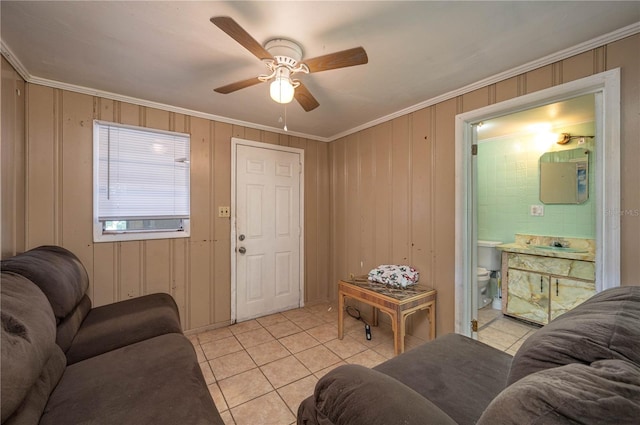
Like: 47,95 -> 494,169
297,364 -> 457,425
65,293 -> 182,364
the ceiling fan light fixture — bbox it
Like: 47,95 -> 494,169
211,17 -> 367,112
270,67 -> 295,104
270,78 -> 295,104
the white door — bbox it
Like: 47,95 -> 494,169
235,143 -> 302,322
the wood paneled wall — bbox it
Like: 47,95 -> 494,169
328,34 -> 640,338
1,57 -> 26,258
22,87 -> 330,332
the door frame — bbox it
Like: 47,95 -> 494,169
454,69 -> 621,336
230,137 -> 305,323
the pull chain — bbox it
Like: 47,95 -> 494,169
283,104 -> 288,132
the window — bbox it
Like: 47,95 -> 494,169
93,120 -> 190,242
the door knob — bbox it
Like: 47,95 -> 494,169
238,247 -> 246,254
239,234 -> 246,241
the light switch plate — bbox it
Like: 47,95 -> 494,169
218,206 -> 230,218
530,205 -> 545,216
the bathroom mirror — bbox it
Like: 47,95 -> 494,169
539,148 -> 589,204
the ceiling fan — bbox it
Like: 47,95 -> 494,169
210,16 -> 368,112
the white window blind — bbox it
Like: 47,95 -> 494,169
93,120 -> 190,241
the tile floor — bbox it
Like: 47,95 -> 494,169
188,302 -> 539,425
477,304 -> 540,355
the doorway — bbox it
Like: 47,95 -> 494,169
454,69 -> 621,337
231,138 -> 305,323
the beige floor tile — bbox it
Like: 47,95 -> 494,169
314,309 -> 339,323
230,391 -> 295,425
478,327 -> 518,350
229,319 -> 262,335
405,334 -> 427,350
371,341 -> 396,359
200,361 -> 216,384
277,375 -> 318,413
345,349 -> 387,368
314,361 -> 347,380
198,327 -> 234,344
489,316 -> 539,338
324,336 -> 368,359
304,303 -> 334,315
194,344 -> 206,363
342,315 -> 364,333
265,321 -> 303,339
256,313 -> 289,327
202,336 -> 244,360
279,331 -> 320,354
282,308 -> 313,321
219,410 -> 235,425
208,382 -> 228,412
260,355 -> 311,389
348,325 -> 394,348
209,351 -> 257,380
290,314 -> 326,330
218,368 -> 274,408
295,345 -> 341,373
477,306 -> 502,327
234,327 -> 275,349
245,340 -> 291,366
306,322 -> 338,343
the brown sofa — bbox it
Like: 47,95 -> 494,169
298,286 -> 640,425
1,245 -> 223,425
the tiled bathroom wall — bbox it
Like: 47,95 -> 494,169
477,122 -> 596,244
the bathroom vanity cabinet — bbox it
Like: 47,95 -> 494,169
501,252 -> 595,325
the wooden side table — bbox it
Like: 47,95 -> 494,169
338,279 -> 437,355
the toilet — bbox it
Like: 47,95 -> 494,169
477,240 -> 502,308
477,267 -> 492,308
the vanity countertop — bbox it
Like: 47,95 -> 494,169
497,243 -> 595,261
497,234 -> 595,262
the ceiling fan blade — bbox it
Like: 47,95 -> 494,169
214,77 -> 263,94
303,47 -> 368,73
294,83 -> 320,112
210,16 -> 273,61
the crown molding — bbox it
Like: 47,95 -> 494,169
28,74 -> 328,142
1,39 -> 31,81
327,21 -> 640,142
3,21 -> 638,143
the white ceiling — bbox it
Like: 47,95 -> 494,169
1,1 -> 638,141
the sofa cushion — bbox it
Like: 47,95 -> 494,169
40,333 -> 224,425
373,333 -> 512,425
298,364 -> 457,425
1,273 -> 58,422
64,293 -> 183,364
508,286 -> 640,385
478,359 -> 640,425
1,246 -> 89,323
3,346 -> 66,425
